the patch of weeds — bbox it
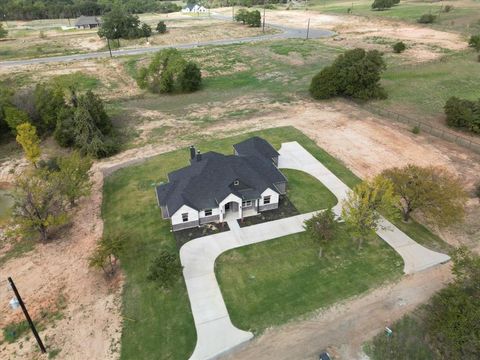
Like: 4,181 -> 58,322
0,238 -> 36,267
48,348 -> 61,359
124,58 -> 139,79
412,125 -> 421,134
53,72 -> 100,91
225,108 -> 259,118
3,321 -> 30,343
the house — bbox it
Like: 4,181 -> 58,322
182,4 -> 208,13
74,15 -> 101,29
155,137 -> 287,231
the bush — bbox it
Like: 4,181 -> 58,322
443,5 -> 454,13
371,0 -> 395,11
235,9 -> 261,27
156,21 -> 167,34
4,106 -> 29,134
309,48 -> 387,101
444,96 -> 480,133
475,182 -> 480,199
412,125 -> 420,134
147,250 -> 182,289
392,41 -> 406,53
469,35 -> 480,52
158,2 -> 181,13
418,13 -> 436,24
137,49 -> 202,94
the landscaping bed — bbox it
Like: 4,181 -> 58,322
238,196 -> 299,228
174,222 -> 230,248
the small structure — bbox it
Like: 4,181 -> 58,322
74,15 -> 101,29
182,4 -> 208,13
156,137 -> 287,231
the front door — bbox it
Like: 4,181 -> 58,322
225,203 -> 230,211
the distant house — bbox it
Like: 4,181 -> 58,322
182,4 -> 208,13
155,137 -> 287,231
74,15 -> 101,29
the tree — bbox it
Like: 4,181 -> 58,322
156,20 -> 167,34
34,82 -> 66,133
56,151 -> 92,207
392,41 -> 406,53
53,106 -> 76,147
89,233 -> 125,277
98,4 -> 143,43
310,48 -> 387,101
141,23 -> 152,41
382,164 -> 467,226
425,247 -> 480,358
0,23 -> 8,38
179,62 -> 202,92
11,171 -> 68,242
137,49 -> 202,94
4,106 -> 29,134
303,208 -> 338,258
147,250 -> 183,289
371,0 -> 394,11
444,96 -> 480,134
341,176 -> 398,249
246,10 -> 261,27
16,123 -> 41,167
469,35 -> 480,52
235,9 -> 249,24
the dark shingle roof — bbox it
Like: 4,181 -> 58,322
75,15 -> 101,26
156,140 -> 286,216
233,136 -> 279,161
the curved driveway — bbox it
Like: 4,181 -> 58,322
0,15 -> 334,68
180,141 -> 450,360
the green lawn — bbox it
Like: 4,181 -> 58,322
282,169 -> 338,212
102,126 -> 449,359
216,225 -> 404,333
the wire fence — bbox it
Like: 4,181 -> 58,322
359,103 -> 480,155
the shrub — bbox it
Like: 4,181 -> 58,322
418,13 -> 436,24
475,182 -> 480,199
443,5 -> 454,13
147,250 -> 182,289
444,96 -> 480,134
156,21 -> 167,34
412,125 -> 420,134
371,0 -> 395,11
4,106 -> 29,134
158,2 -> 181,13
469,35 -> 480,52
235,9 -> 261,27
179,62 -> 202,92
309,48 -> 387,101
392,41 -> 406,53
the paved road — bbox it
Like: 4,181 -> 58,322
0,15 -> 334,68
179,141 -> 450,360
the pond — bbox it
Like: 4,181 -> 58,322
0,188 -> 13,225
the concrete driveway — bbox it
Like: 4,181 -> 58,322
180,141 -> 450,360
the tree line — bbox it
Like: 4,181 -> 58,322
0,0 -> 169,20
0,81 -> 116,159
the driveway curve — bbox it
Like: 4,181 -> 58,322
0,15 -> 334,68
180,141 -> 450,360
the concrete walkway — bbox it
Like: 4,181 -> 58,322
180,141 -> 450,360
277,141 -> 450,274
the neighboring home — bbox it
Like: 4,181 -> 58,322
182,4 -> 208,13
156,137 -> 287,231
74,15 -> 101,29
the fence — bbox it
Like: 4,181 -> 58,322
359,103 -> 480,155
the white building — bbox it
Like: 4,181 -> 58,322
182,4 -> 208,13
155,137 -> 287,231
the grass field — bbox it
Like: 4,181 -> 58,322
101,126 -> 449,359
309,0 -> 480,34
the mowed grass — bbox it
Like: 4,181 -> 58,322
102,126 -> 448,359
216,225 -> 404,333
282,169 -> 337,212
378,51 -> 480,119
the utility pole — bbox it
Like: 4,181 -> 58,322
7,277 -> 46,354
107,38 -> 112,58
306,18 -> 310,40
263,0 -> 266,33
232,5 -> 235,21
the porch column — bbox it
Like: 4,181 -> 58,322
219,205 -> 224,222
239,202 -> 243,220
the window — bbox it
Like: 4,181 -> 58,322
263,196 -> 271,205
182,213 -> 189,222
242,200 -> 252,207
204,209 -> 212,216
234,180 -> 240,186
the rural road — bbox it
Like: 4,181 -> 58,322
0,15 -> 334,68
